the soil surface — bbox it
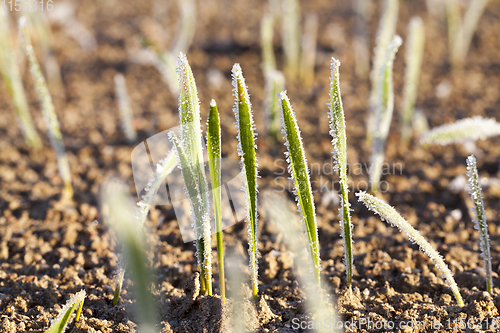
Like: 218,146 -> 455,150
1,0 -> 500,332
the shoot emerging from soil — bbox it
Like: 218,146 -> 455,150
279,91 -> 321,286
44,290 -> 85,333
328,58 -> 353,284
232,63 -> 259,299
19,17 -> 73,200
357,191 -> 464,306
114,73 -> 138,143
466,155 -> 492,293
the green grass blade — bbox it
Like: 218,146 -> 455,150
176,53 -> 212,295
169,132 -> 212,295
44,290 -> 86,333
328,58 -> 353,284
420,116 -> 500,145
369,35 -> 402,193
281,0 -> 301,80
19,17 -> 73,200
260,13 -> 276,73
367,0 -> 399,143
0,8 -> 41,149
232,64 -> 259,298
357,191 -> 464,306
206,99 -> 225,301
401,17 -> 425,143
466,155 -> 492,293
279,91 -> 321,286
102,181 -> 158,333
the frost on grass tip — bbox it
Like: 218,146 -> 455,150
44,290 -> 85,333
232,63 -> 259,298
279,91 -> 321,286
466,155 -> 492,293
421,116 -> 500,145
328,58 -> 354,284
356,191 -> 464,306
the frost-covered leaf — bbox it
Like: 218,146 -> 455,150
44,290 -> 85,333
421,116 -> 500,145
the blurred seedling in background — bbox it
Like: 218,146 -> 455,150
43,290 -> 85,333
367,0 -> 399,143
401,17 -> 425,143
466,155 -> 492,293
328,58 -> 354,284
264,69 -> 285,141
232,63 -> 260,299
19,17 -> 73,200
278,91 -> 322,285
114,73 -> 138,143
353,0 -> 371,78
369,35 -> 402,193
0,7 -> 41,149
445,0 -> 490,68
357,191 -> 464,306
299,12 -> 318,86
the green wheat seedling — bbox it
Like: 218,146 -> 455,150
0,7 -> 41,149
261,190 -> 341,333
114,74 -> 137,143
112,150 -> 177,306
356,191 -> 464,306
102,181 -> 158,333
260,13 -> 276,74
401,17 -> 425,143
19,17 -> 73,200
420,116 -> 500,145
232,64 -> 259,299
328,58 -> 354,284
281,0 -> 301,80
367,0 -> 399,143
353,0 -> 371,78
299,12 -> 318,86
206,99 -> 226,302
44,290 -> 85,333
466,155 -> 492,293
264,69 -> 285,141
173,53 -> 212,295
278,91 -> 321,286
369,35 -> 402,193
446,0 -> 490,67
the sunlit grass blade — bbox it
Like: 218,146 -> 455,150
0,8 -> 41,148
369,35 -> 402,193
353,0 -> 371,78
466,155 -> 492,293
401,17 -> 425,143
19,17 -> 73,200
232,63 -> 259,299
420,116 -> 500,145
299,12 -> 318,86
102,180 -> 158,333
44,290 -> 85,333
264,69 -> 285,141
278,91 -> 321,286
281,0 -> 301,80
367,0 -> 399,143
114,73 -> 137,143
260,13 -> 276,73
171,0 -> 196,56
176,52 -> 212,295
357,191 -> 464,306
328,58 -> 353,284
206,99 -> 225,301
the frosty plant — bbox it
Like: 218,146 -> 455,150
328,58 -> 353,284
420,116 -> 500,145
102,181 -> 158,333
171,53 -> 212,295
264,69 -> 285,140
232,64 -> 259,298
279,91 -> 321,286
466,155 -> 492,293
357,191 -> 464,306
206,99 -> 226,302
369,35 -> 402,193
401,17 -> 425,143
0,7 -> 41,148
367,0 -> 399,143
114,73 -> 137,143
44,290 -> 85,333
19,17 -> 73,200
